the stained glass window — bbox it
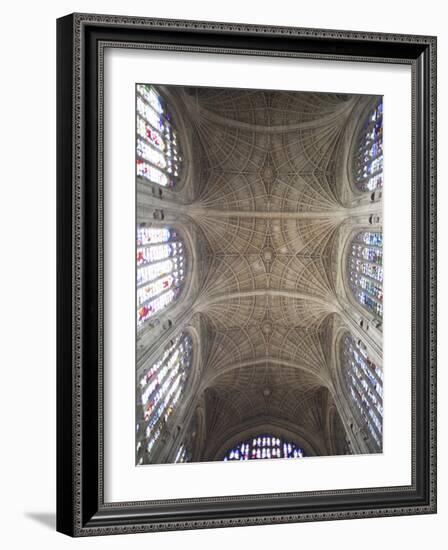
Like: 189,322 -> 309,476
223,435 -> 305,461
348,231 -> 383,319
136,84 -> 182,188
136,225 -> 186,329
174,443 -> 190,464
341,334 -> 383,450
355,98 -> 383,192
136,333 -> 193,464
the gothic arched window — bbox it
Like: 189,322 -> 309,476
341,334 -> 383,450
223,435 -> 305,461
136,84 -> 182,188
354,98 -> 383,192
136,333 -> 193,464
348,231 -> 383,319
136,225 -> 186,329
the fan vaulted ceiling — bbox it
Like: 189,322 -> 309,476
142,86 -> 366,457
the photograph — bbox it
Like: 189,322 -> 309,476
135,84 -> 384,466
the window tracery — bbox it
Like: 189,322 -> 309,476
354,98 -> 383,192
136,85 -> 182,188
348,231 -> 383,319
223,435 -> 305,461
136,226 -> 186,329
341,335 -> 383,450
136,333 -> 193,464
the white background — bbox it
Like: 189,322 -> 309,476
0,0 -> 445,548
105,49 -> 412,501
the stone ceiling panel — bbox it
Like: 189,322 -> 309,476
150,88 -> 369,455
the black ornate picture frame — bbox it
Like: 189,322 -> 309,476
56,13 -> 437,537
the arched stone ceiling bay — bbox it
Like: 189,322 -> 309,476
201,326 -> 265,370
193,172 -> 262,213
267,295 -> 336,328
191,216 -> 343,303
195,293 -> 337,331
182,87 -> 355,129
191,168 -> 344,213
192,124 -> 267,174
198,324 -> 331,383
202,367 -> 330,446
184,95 -> 352,202
196,254 -> 336,301
190,122 -> 347,206
268,172 -> 342,212
191,215 -> 344,259
212,364 -> 323,393
270,217 -> 342,256
197,295 -> 267,329
193,216 -> 269,256
198,254 -> 268,296
271,124 -> 345,175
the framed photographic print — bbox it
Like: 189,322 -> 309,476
56,13 -> 437,536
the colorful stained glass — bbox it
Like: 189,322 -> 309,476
348,231 -> 383,319
223,435 -> 305,461
136,334 -> 193,463
342,335 -> 383,449
136,85 -> 182,188
136,226 -> 185,328
355,99 -> 383,192
174,444 -> 189,464
137,227 -> 171,246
